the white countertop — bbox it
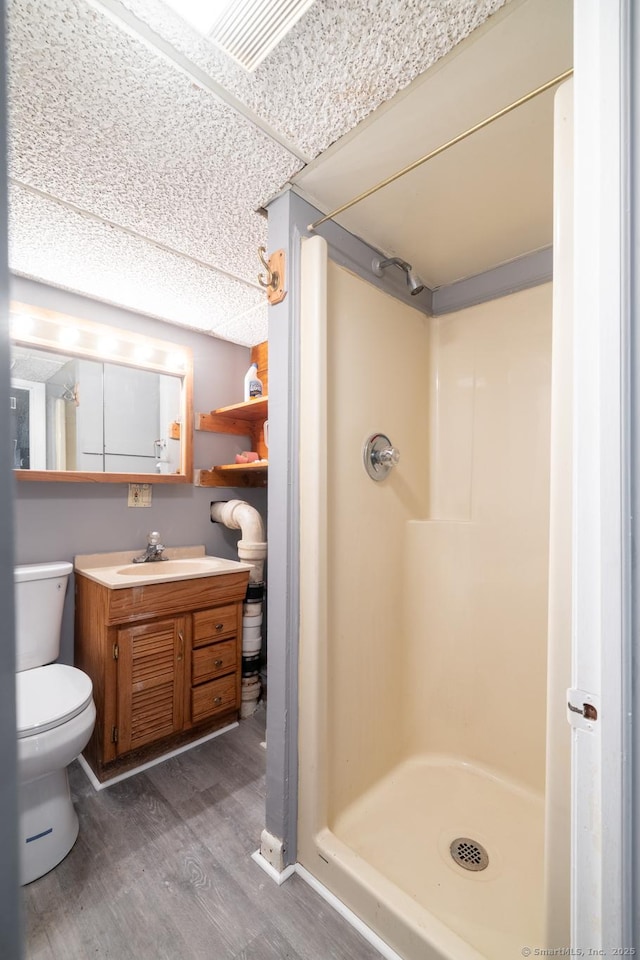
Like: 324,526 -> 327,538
74,545 -> 252,589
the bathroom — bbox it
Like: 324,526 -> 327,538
0,0 -> 638,957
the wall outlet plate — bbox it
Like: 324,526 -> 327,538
128,483 -> 152,507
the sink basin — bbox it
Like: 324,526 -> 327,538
74,550 -> 253,589
116,559 -> 226,577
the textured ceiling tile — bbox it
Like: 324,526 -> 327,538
213,303 -> 269,347
9,185 -> 267,343
7,0 -> 302,284
116,0 -> 509,158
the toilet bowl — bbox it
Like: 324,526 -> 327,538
15,562 -> 96,884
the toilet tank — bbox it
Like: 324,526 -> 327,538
14,562 -> 73,672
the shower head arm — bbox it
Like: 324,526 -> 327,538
371,256 -> 426,296
371,256 -> 411,278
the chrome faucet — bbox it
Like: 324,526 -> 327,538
133,531 -> 167,563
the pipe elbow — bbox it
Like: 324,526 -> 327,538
210,499 -> 265,545
233,501 -> 266,545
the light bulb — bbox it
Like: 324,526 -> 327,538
10,314 -> 34,338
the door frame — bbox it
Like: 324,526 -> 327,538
571,0 -> 636,947
10,376 -> 46,469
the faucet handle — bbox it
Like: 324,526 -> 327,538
363,433 -> 400,481
374,445 -> 400,467
148,531 -> 161,545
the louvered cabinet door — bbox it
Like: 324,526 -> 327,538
116,617 -> 186,756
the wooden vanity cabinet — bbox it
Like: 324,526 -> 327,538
75,570 -> 249,782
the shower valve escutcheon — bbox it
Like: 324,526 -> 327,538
363,433 -> 400,481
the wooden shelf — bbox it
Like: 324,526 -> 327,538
196,396 -> 268,434
194,462 -> 268,488
194,342 -> 268,489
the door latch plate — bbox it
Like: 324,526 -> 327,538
567,688 -> 599,731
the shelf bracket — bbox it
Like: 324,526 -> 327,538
257,247 -> 286,305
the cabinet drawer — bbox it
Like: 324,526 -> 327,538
192,605 -> 237,647
192,639 -> 237,685
191,673 -> 237,724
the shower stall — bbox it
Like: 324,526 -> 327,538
295,84 -> 572,960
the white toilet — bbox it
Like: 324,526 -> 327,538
15,561 -> 96,885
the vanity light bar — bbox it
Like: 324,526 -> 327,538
58,326 -> 80,347
10,314 -> 34,337
134,344 -> 153,363
98,335 -> 119,356
166,352 -> 188,372
9,304 -> 190,376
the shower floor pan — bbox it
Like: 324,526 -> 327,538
330,754 -> 544,960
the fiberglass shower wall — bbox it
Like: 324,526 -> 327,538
323,259 -> 431,823
404,284 -> 552,787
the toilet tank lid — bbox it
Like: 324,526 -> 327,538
17,664 -> 93,738
14,561 -> 73,583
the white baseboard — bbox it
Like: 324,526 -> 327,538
250,849 -> 296,885
76,722 -> 239,791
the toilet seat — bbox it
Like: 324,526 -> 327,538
17,664 -> 93,739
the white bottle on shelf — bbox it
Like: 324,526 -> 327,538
244,362 -> 262,401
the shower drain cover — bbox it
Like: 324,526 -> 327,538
450,837 -> 489,872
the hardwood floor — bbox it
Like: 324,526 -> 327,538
23,708 -> 384,960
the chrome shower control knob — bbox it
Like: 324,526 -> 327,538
373,446 -> 400,467
363,433 -> 400,481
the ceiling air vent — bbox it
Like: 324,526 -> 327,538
208,0 -> 317,72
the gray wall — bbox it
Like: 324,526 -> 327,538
1,2 -> 22,954
11,275 -> 266,665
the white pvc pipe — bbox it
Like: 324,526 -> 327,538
210,499 -> 267,582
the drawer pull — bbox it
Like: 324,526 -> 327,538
215,622 -> 224,631
213,696 -> 223,705
214,659 -> 223,668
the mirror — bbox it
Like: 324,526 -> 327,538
9,302 -> 193,483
